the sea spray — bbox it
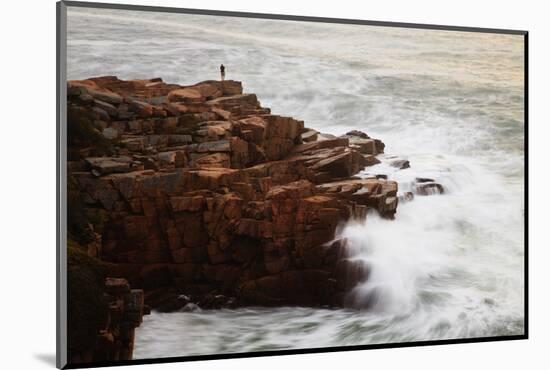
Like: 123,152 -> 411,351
340,152 -> 524,332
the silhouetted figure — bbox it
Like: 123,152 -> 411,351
220,64 -> 225,81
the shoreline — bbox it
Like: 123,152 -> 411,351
66,75 -> 444,363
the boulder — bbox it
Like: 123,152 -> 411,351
390,159 -> 410,169
415,182 -> 444,195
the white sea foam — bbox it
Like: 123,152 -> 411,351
66,7 -> 525,358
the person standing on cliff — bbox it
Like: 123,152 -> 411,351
220,64 -> 226,81
220,64 -> 226,94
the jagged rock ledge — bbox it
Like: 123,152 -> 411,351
67,76 -> 399,313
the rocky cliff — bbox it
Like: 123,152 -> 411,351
67,76 -> 399,312
67,244 -> 146,365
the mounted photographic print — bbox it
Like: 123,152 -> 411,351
56,1 -> 528,368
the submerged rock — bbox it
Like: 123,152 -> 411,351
390,159 -> 410,169
415,182 -> 445,195
415,177 -> 435,183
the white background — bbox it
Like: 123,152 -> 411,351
0,0 -> 547,369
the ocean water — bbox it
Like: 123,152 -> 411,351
67,8 -> 525,358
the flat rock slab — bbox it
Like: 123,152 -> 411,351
85,156 -> 139,176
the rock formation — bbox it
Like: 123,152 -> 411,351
67,244 -> 146,365
67,76 -> 399,313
